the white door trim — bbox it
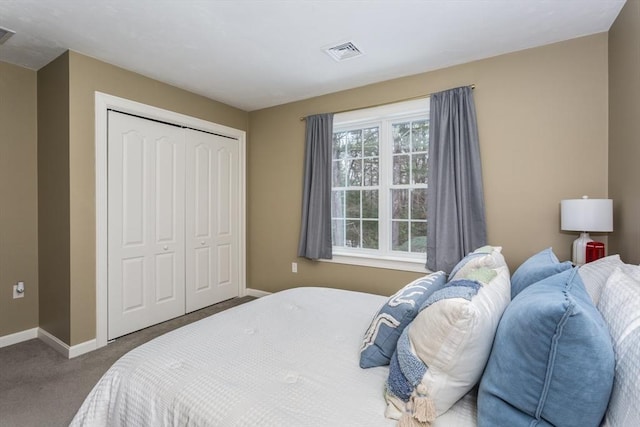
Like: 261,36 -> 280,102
95,92 -> 247,349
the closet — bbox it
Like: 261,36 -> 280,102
107,110 -> 240,340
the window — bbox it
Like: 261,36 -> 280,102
329,99 -> 430,272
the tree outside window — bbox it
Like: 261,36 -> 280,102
331,100 -> 429,268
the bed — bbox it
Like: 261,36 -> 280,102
73,247 -> 640,426
70,287 -> 477,427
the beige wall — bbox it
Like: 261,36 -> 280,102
247,34 -> 609,297
37,53 -> 71,342
609,0 -> 640,263
65,51 -> 249,345
0,62 -> 39,337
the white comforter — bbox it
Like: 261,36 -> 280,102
71,287 -> 476,427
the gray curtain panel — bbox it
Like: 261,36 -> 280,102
298,113 -> 334,260
426,86 -> 487,273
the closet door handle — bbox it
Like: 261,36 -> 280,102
200,241 -> 206,246
163,245 -> 169,251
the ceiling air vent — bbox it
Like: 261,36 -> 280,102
324,41 -> 363,62
0,26 -> 15,45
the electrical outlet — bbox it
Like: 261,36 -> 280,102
291,262 -> 298,273
13,281 -> 25,299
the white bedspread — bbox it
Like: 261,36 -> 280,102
71,287 -> 477,427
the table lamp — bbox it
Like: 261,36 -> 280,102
560,196 -> 613,265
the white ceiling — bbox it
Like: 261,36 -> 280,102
0,0 -> 626,111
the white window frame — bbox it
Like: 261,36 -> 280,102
324,98 -> 430,273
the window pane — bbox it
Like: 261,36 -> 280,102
331,106 -> 429,260
363,127 -> 379,157
332,219 -> 345,247
362,190 -> 378,219
412,153 -> 428,184
345,190 -> 360,218
362,220 -> 379,249
392,221 -> 409,251
332,132 -> 348,159
332,160 -> 346,187
392,189 -> 408,219
393,122 -> 411,154
346,159 -> 362,187
347,130 -> 362,158
411,222 -> 427,253
393,154 -> 410,185
411,189 -> 427,220
363,158 -> 379,186
346,220 -> 361,248
412,120 -> 429,152
332,190 -> 344,218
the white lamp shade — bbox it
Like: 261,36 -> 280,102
561,198 -> 613,232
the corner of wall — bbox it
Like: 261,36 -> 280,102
37,51 -> 72,345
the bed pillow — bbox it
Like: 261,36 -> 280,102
578,254 -> 623,305
449,245 -> 505,280
598,267 -> 640,426
478,268 -> 615,427
385,265 -> 511,424
359,271 -> 446,368
510,247 -> 572,299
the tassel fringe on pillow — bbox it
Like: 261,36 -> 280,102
398,384 -> 436,427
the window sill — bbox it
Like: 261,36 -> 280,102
320,252 -> 430,273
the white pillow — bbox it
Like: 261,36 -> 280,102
598,267 -> 640,426
578,254 -> 623,305
621,263 -> 640,281
449,246 -> 505,281
385,265 -> 511,422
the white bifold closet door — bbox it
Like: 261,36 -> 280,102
185,128 -> 240,313
108,111 -> 239,340
107,111 -> 186,340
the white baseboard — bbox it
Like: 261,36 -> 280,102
0,327 -> 38,348
37,328 -> 97,359
68,338 -> 98,358
245,288 -> 271,298
37,328 -> 68,357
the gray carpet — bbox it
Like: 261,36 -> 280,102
0,296 -> 255,427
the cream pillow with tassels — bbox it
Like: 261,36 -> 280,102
385,264 -> 510,426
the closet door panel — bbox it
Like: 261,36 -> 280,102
211,141 -> 240,301
215,147 -> 234,290
217,243 -> 232,285
186,130 -> 239,313
108,111 -> 186,340
195,247 -> 211,291
194,144 -> 212,238
121,257 -> 145,312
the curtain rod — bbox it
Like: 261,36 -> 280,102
299,84 -> 475,121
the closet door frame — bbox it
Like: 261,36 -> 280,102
95,92 -> 246,350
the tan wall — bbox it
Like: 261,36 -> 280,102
0,62 -> 39,337
609,0 -> 640,263
247,34 -> 609,297
66,51 -> 249,345
37,53 -> 71,342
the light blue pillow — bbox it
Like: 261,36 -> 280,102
359,271 -> 446,368
478,268 -> 615,427
510,247 -> 572,299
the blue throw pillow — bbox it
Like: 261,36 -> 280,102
359,271 -> 446,368
510,247 -> 572,299
478,268 -> 615,427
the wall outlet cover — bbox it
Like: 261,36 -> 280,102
13,284 -> 24,299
